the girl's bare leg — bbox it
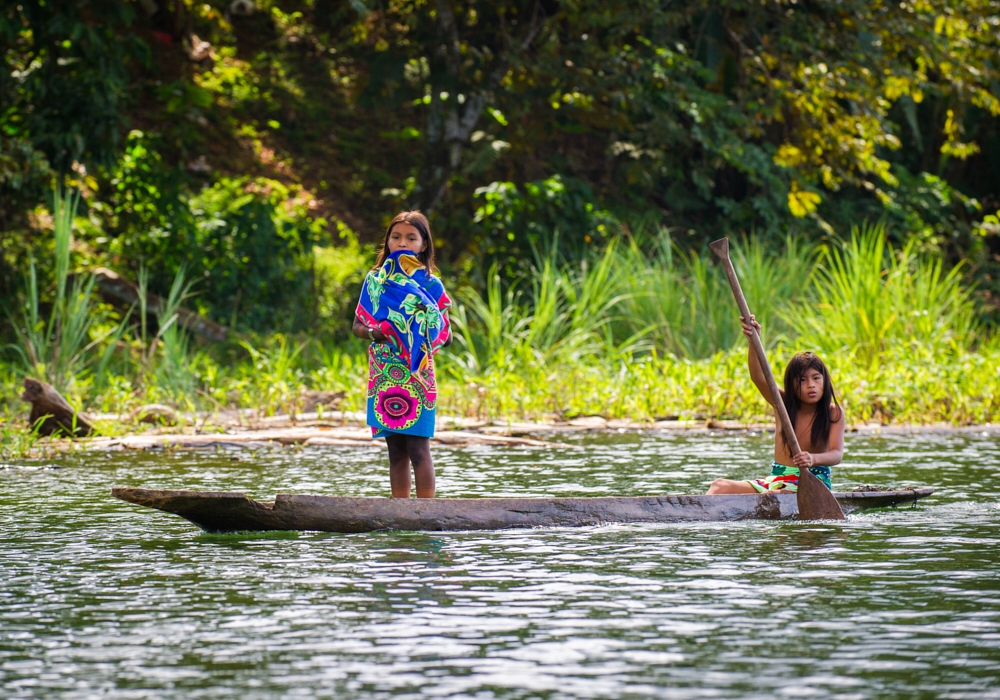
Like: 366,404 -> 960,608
385,433 -> 412,498
406,436 -> 435,498
706,478 -> 758,495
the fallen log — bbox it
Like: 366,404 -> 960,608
93,427 -> 566,450
21,377 -> 94,437
127,404 -> 179,426
93,267 -> 229,342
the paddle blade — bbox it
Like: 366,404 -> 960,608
797,468 -> 846,520
708,237 -> 730,259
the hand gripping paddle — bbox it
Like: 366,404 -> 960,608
708,237 -> 845,520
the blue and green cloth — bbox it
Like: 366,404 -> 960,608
356,250 -> 452,438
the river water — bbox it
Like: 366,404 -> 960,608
2,431 -> 998,698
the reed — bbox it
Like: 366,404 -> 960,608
153,267 -> 196,402
613,232 -> 816,358
118,265 -> 197,406
439,224 -> 987,423
6,187 -> 131,394
450,241 -> 635,377
788,222 -> 979,366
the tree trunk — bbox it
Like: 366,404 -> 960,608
21,377 -> 95,437
93,267 -> 229,342
415,0 -> 547,212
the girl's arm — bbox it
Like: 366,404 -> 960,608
740,315 -> 776,404
791,407 -> 846,467
353,318 -> 386,342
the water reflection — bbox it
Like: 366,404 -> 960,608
1,431 -> 999,698
761,525 -> 850,553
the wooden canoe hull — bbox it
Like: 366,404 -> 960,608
111,487 -> 934,533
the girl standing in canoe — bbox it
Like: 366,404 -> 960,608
707,315 -> 844,494
353,211 -> 452,499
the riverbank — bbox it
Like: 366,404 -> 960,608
4,406 -> 999,461
5,327 -> 1000,461
6,338 -> 1000,445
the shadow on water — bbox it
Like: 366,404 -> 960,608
198,529 -> 304,545
766,524 -> 850,553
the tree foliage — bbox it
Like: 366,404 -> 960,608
2,0 -> 999,329
1,1 -> 145,179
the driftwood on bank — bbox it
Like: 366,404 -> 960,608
21,378 -> 94,437
93,267 -> 229,342
87,426 -> 568,451
127,404 -> 179,426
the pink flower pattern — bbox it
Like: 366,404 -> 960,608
366,342 -> 436,436
375,385 -> 421,430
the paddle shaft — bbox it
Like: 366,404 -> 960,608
708,240 -> 802,456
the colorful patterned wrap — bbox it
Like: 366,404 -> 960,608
748,462 -> 833,493
356,250 -> 452,438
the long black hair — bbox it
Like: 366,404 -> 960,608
373,210 -> 438,272
782,352 -> 842,450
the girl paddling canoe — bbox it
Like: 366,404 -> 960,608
353,211 -> 452,499
707,314 -> 844,495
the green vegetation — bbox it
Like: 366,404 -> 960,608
6,188 -> 131,393
4,3 -> 1000,301
0,414 -> 44,462
444,224 -> 997,424
2,212 -> 997,434
1,2 -> 999,435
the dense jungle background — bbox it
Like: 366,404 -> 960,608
3,0 -> 1000,443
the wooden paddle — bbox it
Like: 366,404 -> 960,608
708,237 -> 846,520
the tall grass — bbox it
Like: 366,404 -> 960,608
789,222 -> 979,366
448,223 -> 978,379
440,223 -> 987,423
450,241 -> 636,376
616,233 -> 814,358
239,334 -> 308,415
6,187 -> 131,393
454,231 -> 795,375
132,265 -> 195,406
152,267 -> 196,400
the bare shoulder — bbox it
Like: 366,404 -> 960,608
830,403 -> 844,423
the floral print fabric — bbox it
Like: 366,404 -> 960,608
356,250 -> 449,371
356,251 -> 451,438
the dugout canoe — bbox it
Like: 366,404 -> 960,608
111,486 -> 934,533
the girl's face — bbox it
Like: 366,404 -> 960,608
797,368 -> 825,404
387,223 -> 425,254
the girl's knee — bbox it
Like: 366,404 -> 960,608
405,437 -> 432,464
707,478 -> 736,494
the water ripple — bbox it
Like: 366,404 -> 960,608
1,432 -> 999,698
